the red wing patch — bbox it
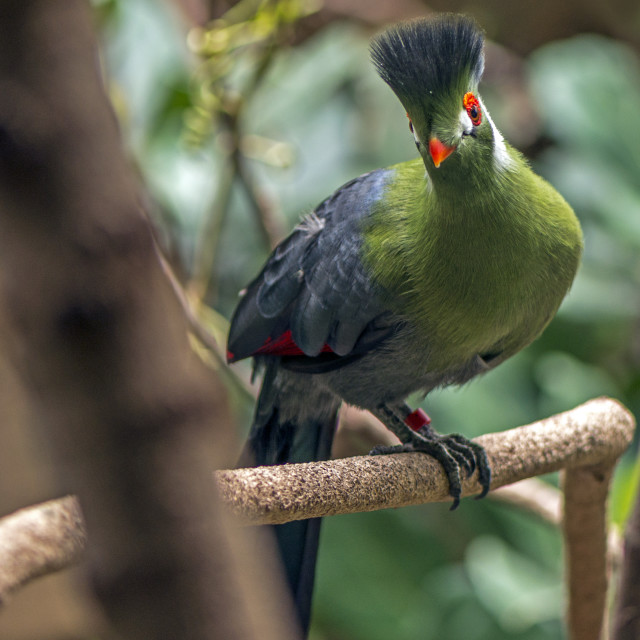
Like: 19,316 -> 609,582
227,329 -> 335,363
254,329 -> 334,358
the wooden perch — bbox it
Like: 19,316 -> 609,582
564,464 -> 613,640
216,397 -> 634,524
0,496 -> 86,607
0,396 -> 633,640
214,396 -> 633,640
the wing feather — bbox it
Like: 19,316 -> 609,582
227,168 -> 402,365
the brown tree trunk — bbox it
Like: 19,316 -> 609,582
0,1 -> 297,638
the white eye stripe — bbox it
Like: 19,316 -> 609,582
459,109 -> 473,134
477,97 -> 513,172
410,122 -> 421,145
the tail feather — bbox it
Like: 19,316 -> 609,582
278,518 -> 323,633
243,360 -> 340,635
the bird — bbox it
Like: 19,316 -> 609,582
227,13 -> 582,634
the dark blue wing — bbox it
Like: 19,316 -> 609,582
227,168 -> 400,365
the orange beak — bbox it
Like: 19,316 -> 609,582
429,137 -> 456,168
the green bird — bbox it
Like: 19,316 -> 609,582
228,13 -> 582,632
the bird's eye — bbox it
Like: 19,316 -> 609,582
463,92 -> 482,126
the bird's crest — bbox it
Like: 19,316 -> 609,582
370,14 -> 485,108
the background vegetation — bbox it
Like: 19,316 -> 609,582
2,0 -> 640,637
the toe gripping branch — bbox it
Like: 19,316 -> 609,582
371,404 -> 492,510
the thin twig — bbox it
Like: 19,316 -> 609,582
189,20 -> 288,303
234,150 -> 286,248
189,144 -> 237,302
158,249 -> 225,356
157,247 -> 256,401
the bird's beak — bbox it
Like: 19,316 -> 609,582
429,137 -> 456,168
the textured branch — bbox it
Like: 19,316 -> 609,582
0,397 -> 633,639
0,496 -> 86,607
563,465 -> 613,640
215,396 -> 632,640
216,397 -> 634,524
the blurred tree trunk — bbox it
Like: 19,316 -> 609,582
0,1 -> 297,639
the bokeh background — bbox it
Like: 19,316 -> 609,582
1,0 -> 640,638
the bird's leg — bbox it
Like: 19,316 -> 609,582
369,403 -> 491,510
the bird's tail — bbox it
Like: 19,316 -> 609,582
242,359 -> 340,635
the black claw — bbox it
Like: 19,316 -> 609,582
449,448 -> 474,478
472,443 -> 491,499
369,443 -> 405,456
442,436 -> 477,477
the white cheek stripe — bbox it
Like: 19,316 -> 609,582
478,97 -> 513,172
459,109 -> 473,132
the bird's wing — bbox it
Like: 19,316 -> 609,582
227,168 -> 402,368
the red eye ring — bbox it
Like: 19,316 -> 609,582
463,92 -> 482,126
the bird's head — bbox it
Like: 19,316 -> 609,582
371,14 -> 510,180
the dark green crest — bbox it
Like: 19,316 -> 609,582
370,14 -> 485,108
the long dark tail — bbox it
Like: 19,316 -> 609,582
243,359 -> 340,635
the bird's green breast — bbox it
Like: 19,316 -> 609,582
362,156 -> 582,371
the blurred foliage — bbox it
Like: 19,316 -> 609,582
95,1 -> 640,638
185,0 -> 322,144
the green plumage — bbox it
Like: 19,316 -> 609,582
364,16 -> 582,372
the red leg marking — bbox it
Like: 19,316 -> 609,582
404,408 -> 431,431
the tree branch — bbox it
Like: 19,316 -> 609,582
0,397 -> 633,638
216,397 -> 634,524
564,464 -> 613,640
0,496 -> 86,607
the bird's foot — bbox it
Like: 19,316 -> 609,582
370,406 -> 491,510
